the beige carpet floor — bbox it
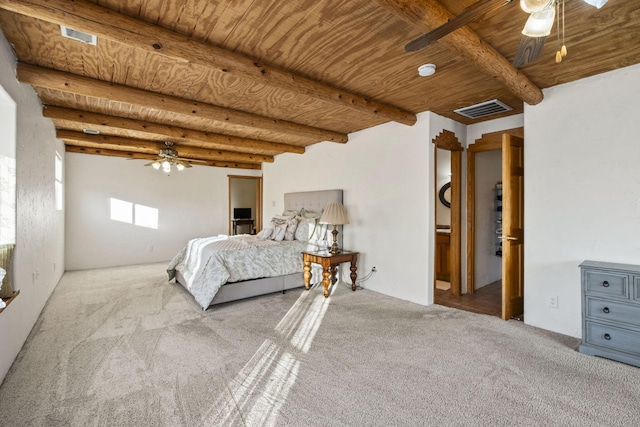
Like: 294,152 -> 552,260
1,263 -> 639,426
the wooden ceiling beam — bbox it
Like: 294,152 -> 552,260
18,63 -> 348,143
65,146 -> 261,170
374,0 -> 544,106
58,130 -> 272,164
44,106 -> 305,155
0,0 -> 417,126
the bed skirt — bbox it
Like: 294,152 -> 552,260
175,270 -> 304,307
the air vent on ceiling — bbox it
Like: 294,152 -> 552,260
454,99 -> 512,119
60,26 -> 97,46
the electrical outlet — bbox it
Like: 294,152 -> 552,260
372,266 -> 377,272
546,295 -> 558,309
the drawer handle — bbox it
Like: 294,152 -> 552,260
604,333 -> 611,340
602,281 -> 610,287
603,307 -> 610,314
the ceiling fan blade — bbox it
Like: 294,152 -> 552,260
175,156 -> 208,164
404,0 -> 513,52
512,35 -> 547,67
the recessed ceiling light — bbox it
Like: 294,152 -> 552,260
418,64 -> 436,77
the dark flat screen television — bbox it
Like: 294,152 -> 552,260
233,208 -> 252,220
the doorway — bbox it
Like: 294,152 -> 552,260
228,175 -> 262,235
466,129 -> 524,320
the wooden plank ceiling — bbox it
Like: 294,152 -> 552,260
0,0 -> 638,169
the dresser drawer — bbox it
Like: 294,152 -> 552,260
583,270 -> 629,299
585,321 -> 640,357
634,276 -> 640,302
586,297 -> 640,328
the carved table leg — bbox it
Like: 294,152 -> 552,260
322,266 -> 331,298
330,265 -> 338,286
303,260 -> 312,290
350,260 -> 357,291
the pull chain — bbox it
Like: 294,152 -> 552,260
555,0 -> 567,63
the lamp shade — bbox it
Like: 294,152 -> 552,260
320,202 -> 349,225
583,0 -> 607,8
520,0 -> 554,14
522,8 -> 555,37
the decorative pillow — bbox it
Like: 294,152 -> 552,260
282,209 -> 301,217
256,228 -> 273,240
301,208 -> 323,219
283,217 -> 299,241
271,224 -> 287,241
273,214 -> 294,222
294,218 -> 316,241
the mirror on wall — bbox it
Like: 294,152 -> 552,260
436,148 -> 451,227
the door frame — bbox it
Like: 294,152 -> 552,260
466,128 -> 523,295
228,175 -> 263,235
433,130 -> 463,296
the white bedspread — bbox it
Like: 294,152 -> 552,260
167,235 -> 306,309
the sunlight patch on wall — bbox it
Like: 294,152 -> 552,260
110,198 -> 158,229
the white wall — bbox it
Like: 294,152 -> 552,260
0,32 -> 65,383
264,113 -> 434,305
65,153 -> 260,270
474,150 -> 502,288
524,63 -> 640,337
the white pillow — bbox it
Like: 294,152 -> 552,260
301,209 -> 323,219
282,209 -> 301,217
256,228 -> 272,240
284,217 -> 299,241
294,218 -> 316,241
271,224 -> 287,241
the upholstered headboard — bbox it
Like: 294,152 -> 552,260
284,189 -> 343,212
284,189 -> 343,250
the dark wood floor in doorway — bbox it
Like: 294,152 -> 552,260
435,280 -> 501,317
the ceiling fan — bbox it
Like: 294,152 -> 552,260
404,0 -> 609,68
145,141 -> 204,172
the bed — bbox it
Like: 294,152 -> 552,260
167,189 -> 343,309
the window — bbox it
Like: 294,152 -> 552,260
55,152 -> 63,211
0,86 -> 16,245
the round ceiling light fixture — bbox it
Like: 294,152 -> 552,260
418,63 -> 436,77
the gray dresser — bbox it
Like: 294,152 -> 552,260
579,260 -> 640,367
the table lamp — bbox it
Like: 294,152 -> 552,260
320,202 -> 350,254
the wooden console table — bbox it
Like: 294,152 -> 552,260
232,219 -> 254,235
302,250 -> 358,298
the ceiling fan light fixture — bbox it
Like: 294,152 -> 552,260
520,0 -> 554,14
418,63 -> 436,77
583,0 -> 607,8
522,8 -> 555,37
151,161 -> 161,170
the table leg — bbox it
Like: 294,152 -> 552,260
303,260 -> 312,290
322,266 -> 331,298
330,265 -> 338,285
350,260 -> 357,291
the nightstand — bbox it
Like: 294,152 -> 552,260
302,250 -> 358,298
